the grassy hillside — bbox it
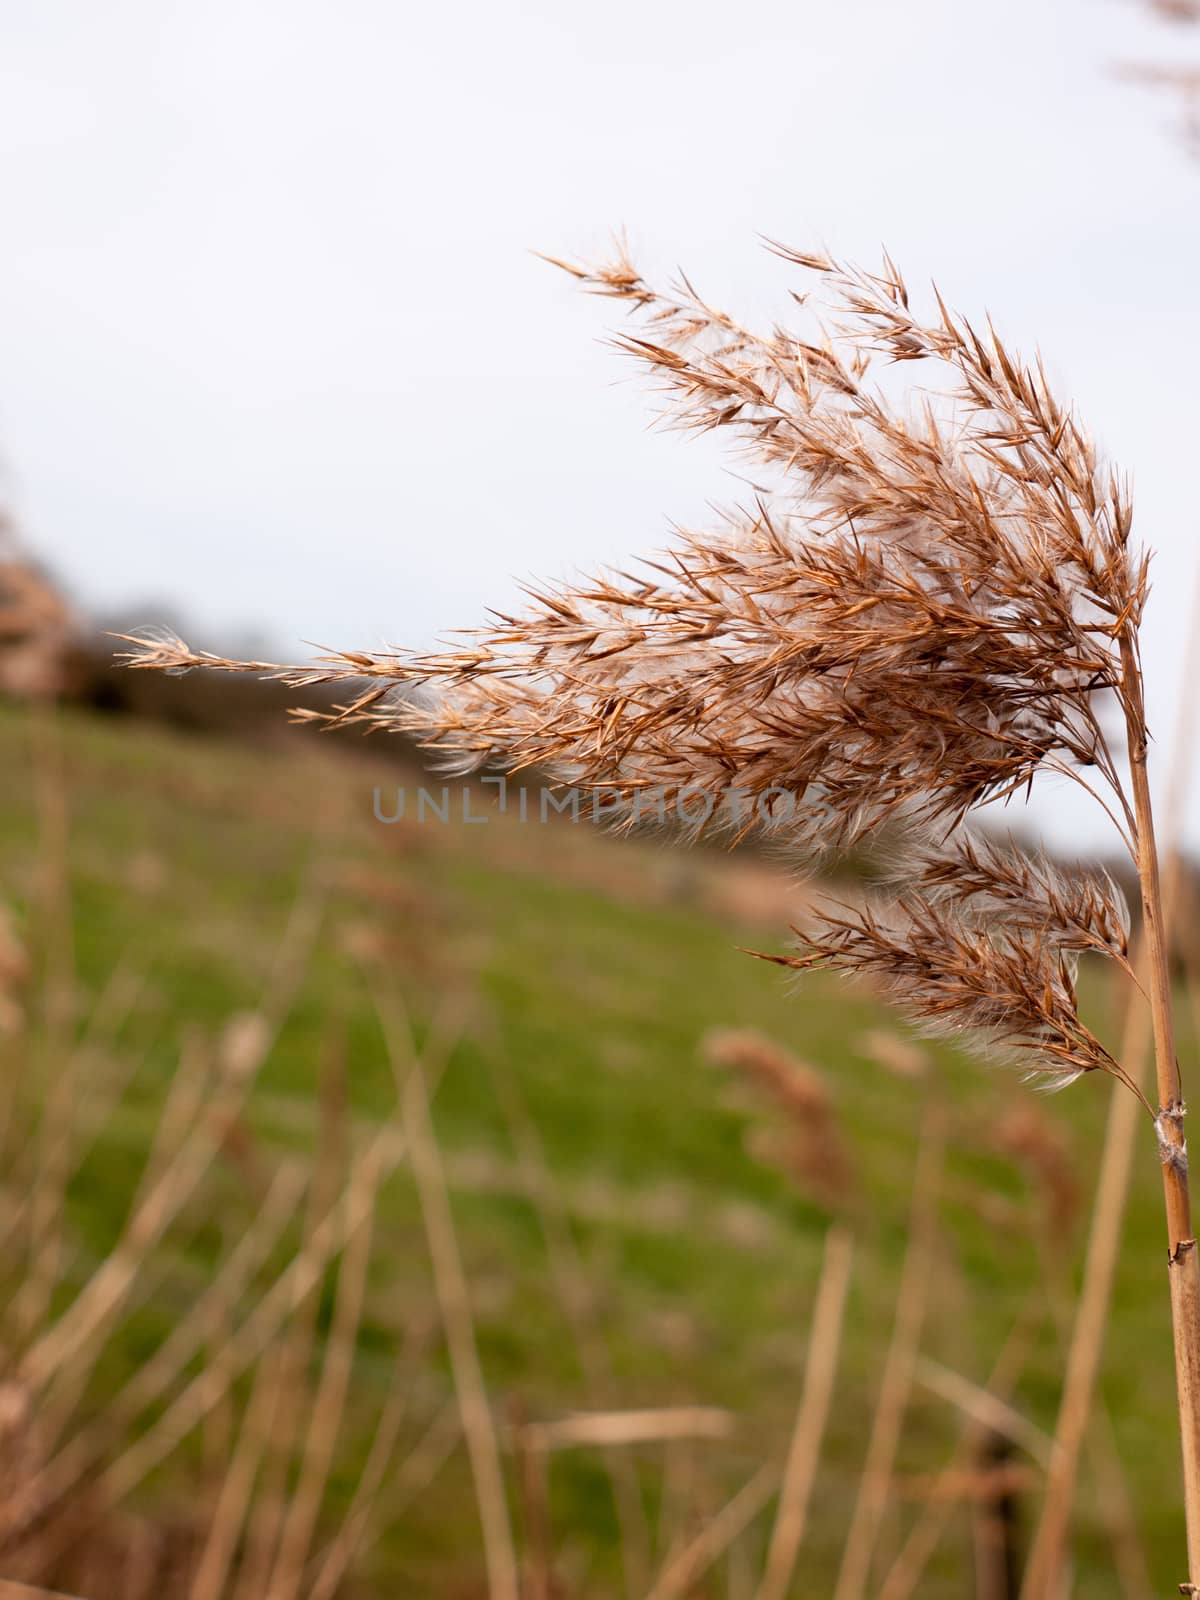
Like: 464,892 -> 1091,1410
0,700 -> 1186,1596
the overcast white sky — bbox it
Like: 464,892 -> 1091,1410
1,0 -> 1198,845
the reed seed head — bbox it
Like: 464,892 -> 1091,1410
120,239 -> 1154,1099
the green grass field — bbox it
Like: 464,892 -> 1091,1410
0,700 -> 1186,1596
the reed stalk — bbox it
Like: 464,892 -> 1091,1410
878,1293 -> 1044,1600
492,1059 -> 653,1596
380,996 -> 519,1600
757,1221 -> 854,1600
1120,631 -> 1200,1587
645,1462 -> 778,1600
833,1107 -> 943,1600
1022,559 -> 1200,1593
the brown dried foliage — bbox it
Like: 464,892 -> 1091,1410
1125,0 -> 1200,154
762,833 -> 1136,1093
0,513 -> 75,701
0,901 -> 29,1037
119,241 -> 1155,1100
993,1104 -> 1080,1236
703,1028 -> 856,1209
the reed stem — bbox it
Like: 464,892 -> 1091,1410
1020,1065 -> 1143,1597
1120,631 -> 1200,1589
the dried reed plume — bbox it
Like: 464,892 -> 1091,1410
120,238 -> 1200,1582
1124,0 -> 1200,154
0,510 -> 75,702
703,1028 -> 855,1210
993,1103 -> 1080,1238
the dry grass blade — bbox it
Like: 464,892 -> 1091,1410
1033,1238 -> 1153,1599
310,1395 -> 464,1590
519,1408 -> 735,1451
187,1342 -> 292,1600
832,1107 -> 944,1600
33,1159 -> 308,1515
1021,992 -> 1153,1598
511,1402 -> 553,1600
701,1030 -> 857,1600
378,1398 -> 462,1515
0,1583 -> 87,1600
379,993 -> 519,1600
0,957 -> 142,1272
491,1059 -> 653,1595
303,1315 -> 437,1600
877,1293 -> 1044,1600
4,1141 -> 385,1585
265,1144 -> 383,1600
757,1221 -> 854,1600
654,1436 -> 701,1581
20,1030 -> 218,1394
21,866 -> 324,1407
95,1127 -> 395,1506
912,1358 -> 1053,1469
13,707 -> 76,1345
645,1463 -> 778,1600
0,901 -> 30,1158
227,1032 -> 352,1600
